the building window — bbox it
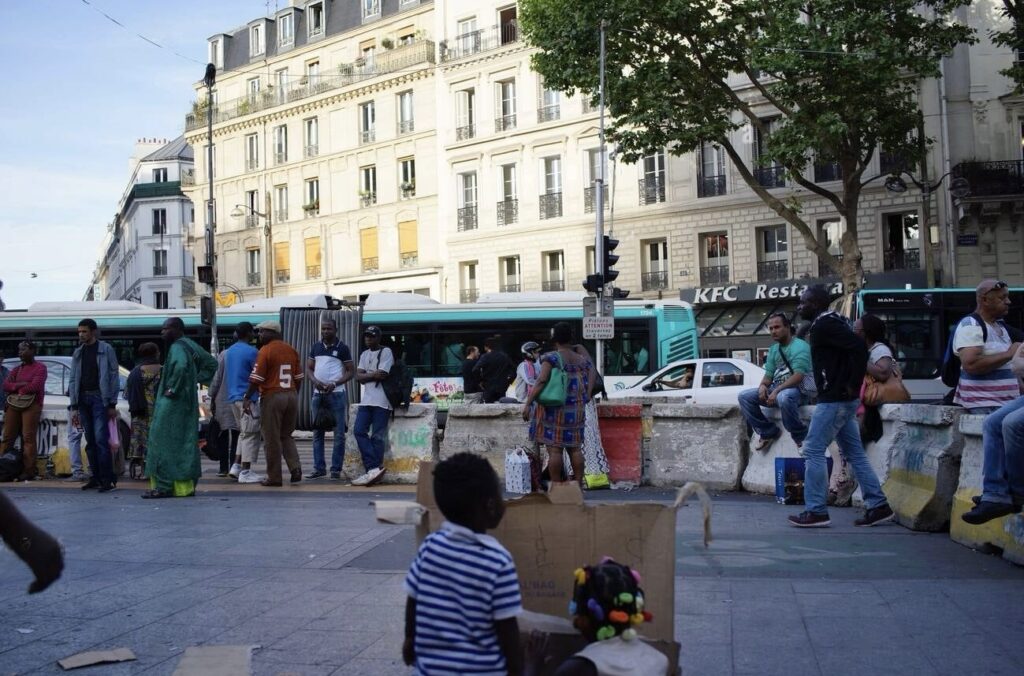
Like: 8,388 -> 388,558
308,1 -> 325,38
500,255 -> 521,292
274,68 -> 288,103
360,45 -> 376,72
698,142 -> 726,197
153,291 -> 169,309
642,239 -> 669,291
153,168 -> 168,183
246,248 -> 261,287
362,0 -> 381,21
458,172 -> 478,231
209,38 -> 222,68
361,227 -> 379,272
399,220 -> 418,268
398,91 -> 414,134
499,5 -> 518,45
700,233 -> 729,285
360,101 -> 376,144
817,218 -> 844,276
753,118 -> 786,187
584,148 -> 609,213
640,151 -> 666,205
245,133 -> 259,171
246,77 -> 260,103
274,242 -> 290,283
304,237 -> 322,279
456,88 -> 476,140
757,226 -> 789,282
360,166 -> 377,206
304,117 -> 319,158
305,60 -> 320,87
400,158 -> 416,198
244,190 -> 259,228
456,17 -> 480,56
539,85 -> 560,123
278,14 -> 294,48
273,125 -> 288,165
274,185 -> 288,223
152,209 -> 167,235
542,251 -> 565,291
496,80 -> 516,131
304,178 -> 319,215
540,156 -> 562,220
250,24 -> 264,56
883,211 -> 921,271
497,163 -> 517,226
460,261 -> 479,303
153,249 -> 167,276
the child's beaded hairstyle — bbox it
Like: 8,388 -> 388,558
569,557 -> 653,641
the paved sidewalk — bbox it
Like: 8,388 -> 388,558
1,487 -> 1022,675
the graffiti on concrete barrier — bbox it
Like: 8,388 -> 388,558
393,428 -> 430,449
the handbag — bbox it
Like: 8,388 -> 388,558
313,404 -> 337,431
862,364 -> 911,406
5,393 -> 36,410
537,353 -> 568,407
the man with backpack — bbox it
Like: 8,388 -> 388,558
352,325 -> 392,487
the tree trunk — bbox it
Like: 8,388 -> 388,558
839,200 -> 865,293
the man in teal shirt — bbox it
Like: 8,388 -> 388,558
739,312 -> 813,451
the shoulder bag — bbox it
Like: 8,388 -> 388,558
862,361 -> 910,406
537,353 -> 568,407
6,393 -> 35,410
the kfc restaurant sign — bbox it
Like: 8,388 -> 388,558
680,278 -> 844,306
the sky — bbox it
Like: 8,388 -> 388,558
0,0 -> 273,310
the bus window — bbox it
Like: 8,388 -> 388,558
386,330 -> 432,377
872,311 -> 940,379
601,329 -> 651,375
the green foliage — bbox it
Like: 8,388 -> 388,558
991,1 -> 1024,92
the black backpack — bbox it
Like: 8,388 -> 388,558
381,355 -> 414,412
941,313 -> 1023,388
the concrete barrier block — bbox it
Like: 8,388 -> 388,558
439,404 -> 531,479
741,406 -> 813,495
648,404 -> 746,490
950,414 -> 1024,565
851,404 -> 902,507
881,404 -> 963,531
598,403 -> 644,484
344,404 -> 437,483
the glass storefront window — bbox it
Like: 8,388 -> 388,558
704,307 -> 745,337
730,306 -> 774,336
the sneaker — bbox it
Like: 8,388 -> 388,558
350,471 -> 372,487
65,471 -> 89,483
216,471 -> 228,478
364,467 -> 386,487
228,463 -> 242,480
788,511 -> 831,528
238,470 -> 264,484
854,503 -> 895,527
329,471 -> 342,481
81,479 -> 101,491
305,469 -> 327,480
961,501 -> 1021,525
290,469 -> 303,484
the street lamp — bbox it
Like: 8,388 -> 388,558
202,62 -> 218,355
884,170 -> 970,288
231,192 -> 274,299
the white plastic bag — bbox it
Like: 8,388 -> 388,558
504,447 -> 532,495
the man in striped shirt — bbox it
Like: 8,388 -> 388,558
404,453 -> 522,675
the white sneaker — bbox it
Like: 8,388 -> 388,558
350,470 -> 372,486
228,463 -> 242,480
238,470 -> 264,484
364,467 -> 386,487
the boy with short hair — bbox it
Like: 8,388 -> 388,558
403,453 -> 522,675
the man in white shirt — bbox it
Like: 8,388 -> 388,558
352,326 -> 392,486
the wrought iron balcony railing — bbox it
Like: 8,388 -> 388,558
538,104 -> 560,123
246,272 -> 261,287
401,252 -> 418,268
458,205 -> 478,231
641,271 -> 669,291
455,124 -> 476,141
398,119 -> 415,134
460,288 -> 480,303
306,265 -> 321,278
814,162 -> 842,183
951,160 -> 1024,198
539,192 -> 563,220
698,175 -> 726,198
754,165 -> 786,188
757,259 -> 789,282
638,176 -> 666,205
153,266 -> 167,277
884,248 -> 921,271
304,144 -> 318,158
245,214 -> 259,229
584,186 -> 609,213
276,269 -> 290,283
360,128 -> 376,144
360,192 -> 377,207
274,151 -> 287,165
542,280 -> 565,292
362,257 -> 378,273
500,282 -> 521,292
495,114 -> 516,132
700,265 -> 730,285
274,210 -> 288,223
440,22 -> 519,62
497,199 -> 518,226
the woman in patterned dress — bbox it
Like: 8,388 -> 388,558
125,342 -> 161,478
521,322 -> 593,487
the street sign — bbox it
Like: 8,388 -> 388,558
583,316 -> 615,339
583,296 -> 614,318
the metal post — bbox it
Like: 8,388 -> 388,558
264,191 -> 274,299
204,65 -> 219,356
595,21 -> 607,375
917,116 -> 936,288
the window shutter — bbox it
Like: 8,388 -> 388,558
304,237 -> 321,267
398,221 -> 417,255
274,242 -> 289,269
360,227 -> 378,259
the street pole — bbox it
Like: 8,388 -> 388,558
917,116 -> 936,288
595,20 -> 607,376
264,191 -> 274,299
204,63 -> 219,356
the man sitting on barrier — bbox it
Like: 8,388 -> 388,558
738,312 -> 811,452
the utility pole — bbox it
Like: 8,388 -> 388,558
594,20 -> 607,375
264,190 -> 274,299
203,63 -> 219,356
917,115 -> 936,289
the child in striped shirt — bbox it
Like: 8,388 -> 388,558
404,453 -> 523,675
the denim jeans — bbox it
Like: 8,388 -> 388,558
802,400 -> 887,515
68,423 -> 84,474
312,390 -> 349,473
980,397 -> 1024,504
353,405 -> 390,472
738,387 -> 808,445
79,392 -> 114,486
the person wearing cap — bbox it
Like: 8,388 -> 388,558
305,318 -> 354,480
142,317 -> 218,499
352,325 -> 392,486
515,341 -> 541,402
243,320 -> 304,487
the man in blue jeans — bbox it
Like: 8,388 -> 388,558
68,318 -> 121,493
738,312 -> 812,451
352,326 -> 392,487
789,286 -> 894,528
305,318 -> 354,480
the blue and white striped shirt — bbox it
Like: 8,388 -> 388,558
405,521 -> 523,675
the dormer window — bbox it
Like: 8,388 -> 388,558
250,24 -> 264,56
362,0 -> 381,22
278,13 -> 294,48
308,1 -> 325,38
208,38 -> 223,68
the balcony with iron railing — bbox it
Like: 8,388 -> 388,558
440,22 -> 519,61
185,40 -> 436,131
245,214 -> 259,229
303,202 -> 320,217
304,144 -> 319,159
455,123 -> 476,141
360,192 -> 377,207
700,265 -> 730,285
275,210 -> 288,223
398,119 -> 415,134
362,257 -> 379,273
641,271 -> 669,291
818,253 -> 843,277
460,288 -> 480,303
360,128 -> 376,144
247,272 -> 261,287
458,205 -> 478,231
153,266 -> 167,277
500,282 -> 521,292
497,199 -> 518,226
584,185 -> 609,213
306,265 -> 321,278
180,170 -> 195,186
245,158 -> 258,172
276,269 -> 290,283
884,248 -> 921,271
537,104 -> 560,123
951,159 -> 1024,199
754,165 -> 786,188
698,175 -> 726,198
757,259 -> 788,282
539,192 -> 563,219
542,279 -> 565,292
401,252 -> 418,268
639,176 -> 666,205
495,114 -> 516,132
274,151 -> 287,165
814,162 -> 842,183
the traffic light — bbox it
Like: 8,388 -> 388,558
583,273 -> 604,294
197,265 -> 214,284
611,287 -> 630,299
200,296 -> 214,326
602,236 -> 620,284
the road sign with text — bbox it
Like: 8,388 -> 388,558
583,316 -> 615,339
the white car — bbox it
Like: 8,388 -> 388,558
608,358 -> 766,405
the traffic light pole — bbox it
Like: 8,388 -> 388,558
204,63 -> 219,357
594,21 -> 607,376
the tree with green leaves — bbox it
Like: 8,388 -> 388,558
521,0 -> 974,290
992,1 -> 1024,91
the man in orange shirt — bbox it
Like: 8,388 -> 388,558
243,320 -> 304,487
